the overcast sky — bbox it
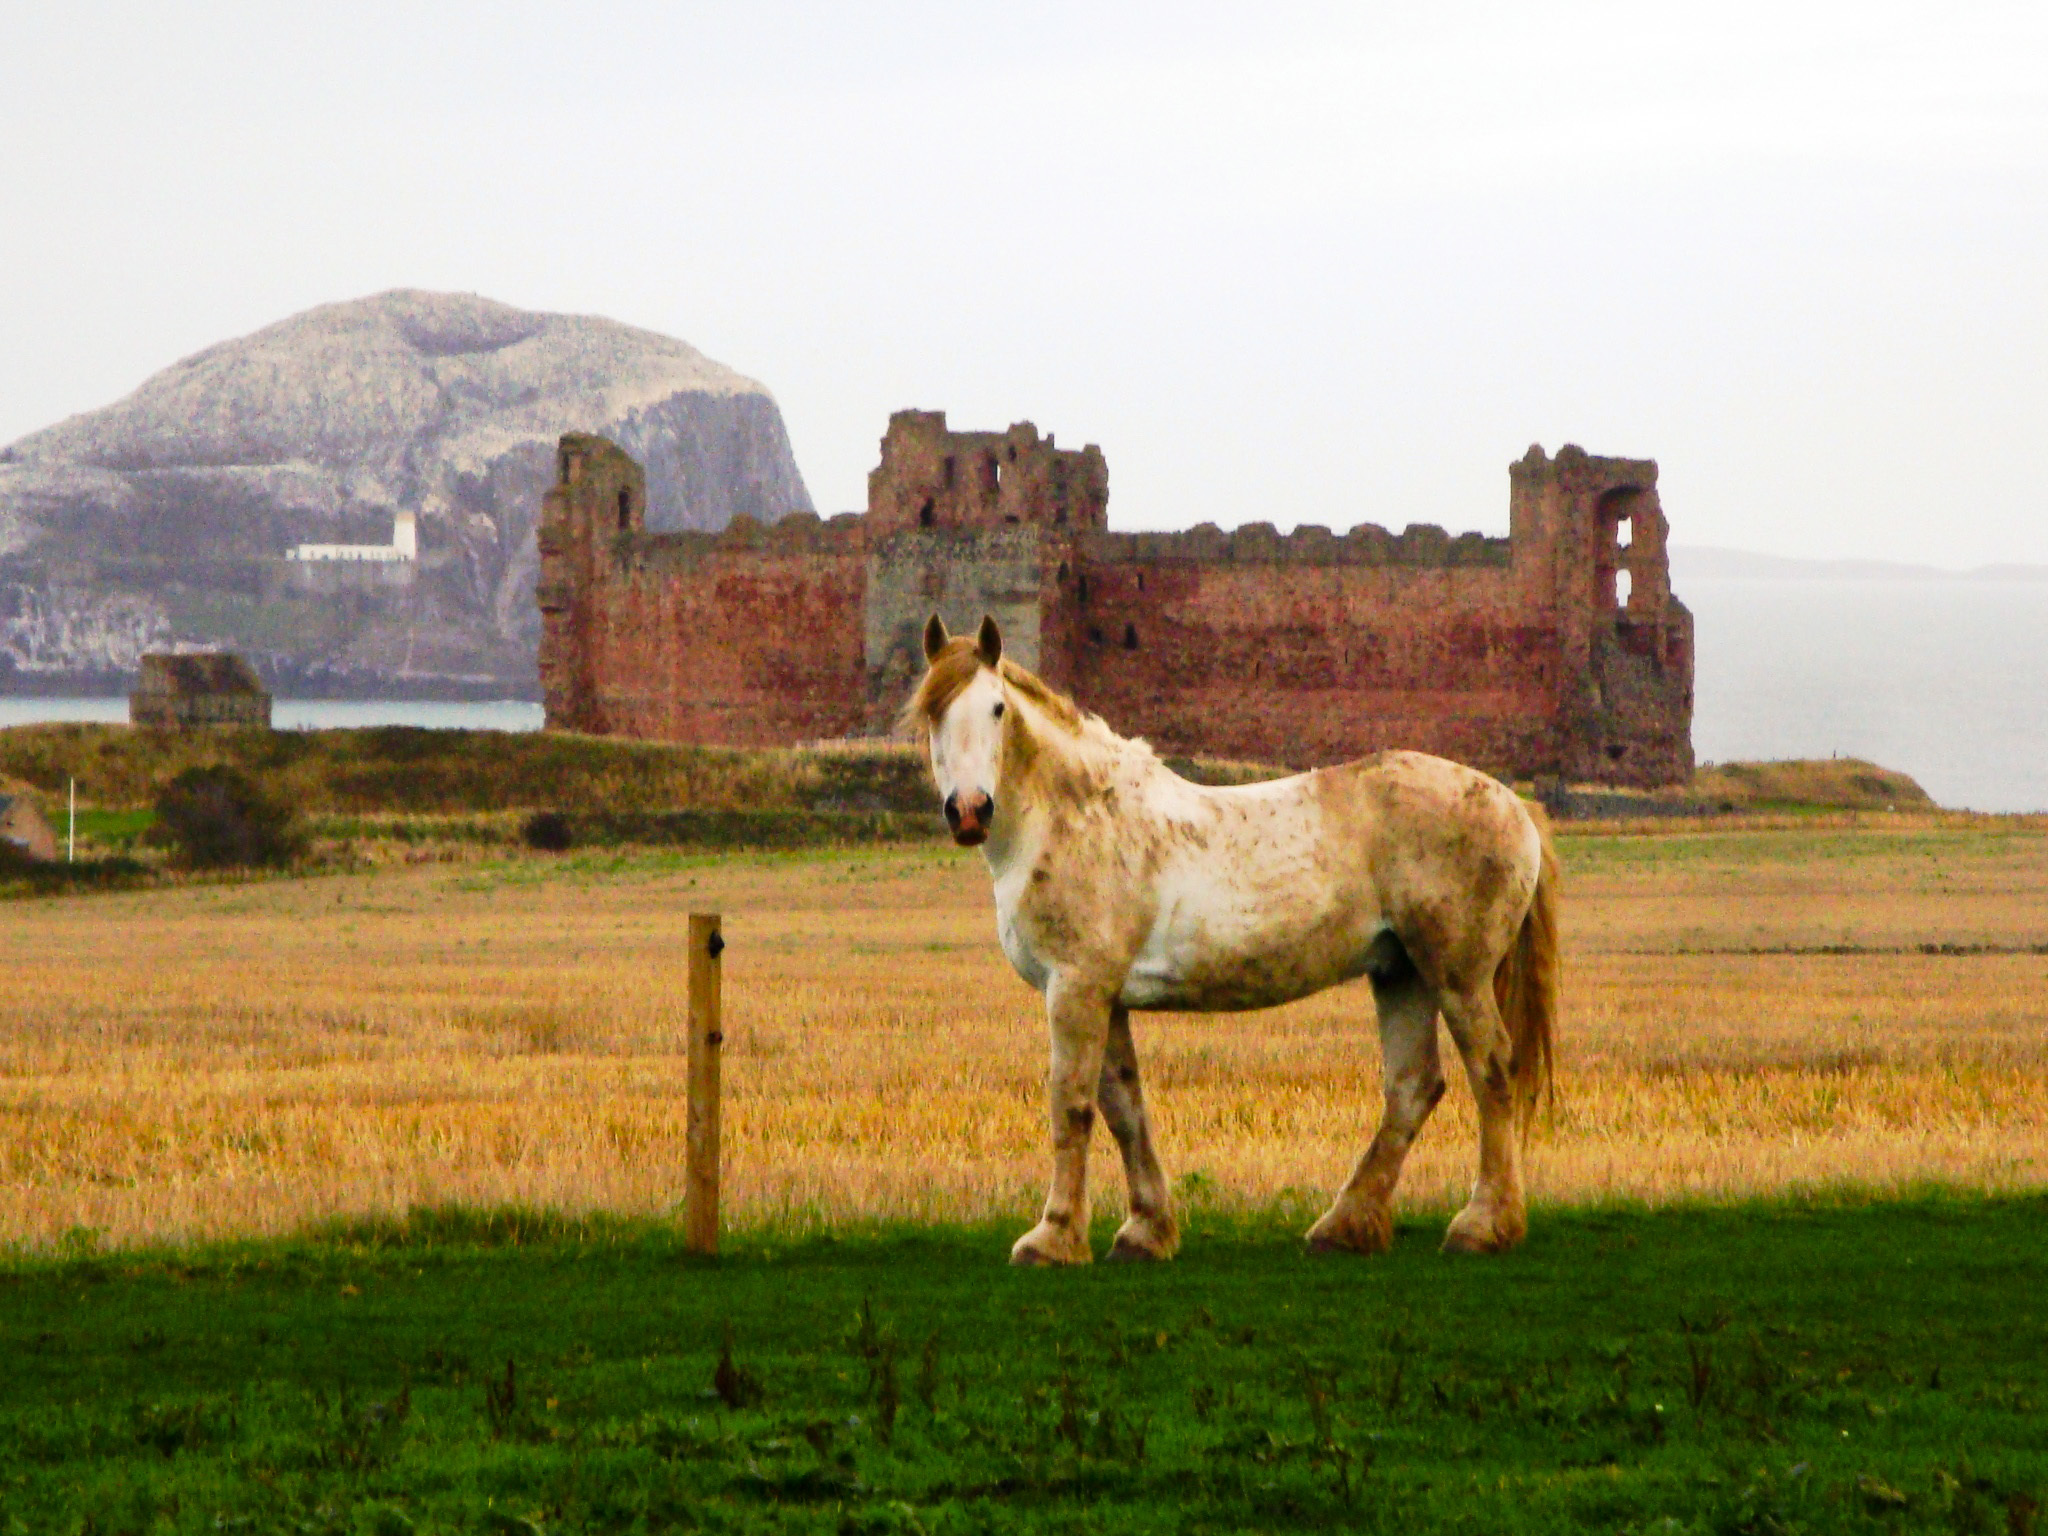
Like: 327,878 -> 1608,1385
4,2 -> 2044,565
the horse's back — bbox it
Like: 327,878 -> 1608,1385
1318,749 -> 1531,835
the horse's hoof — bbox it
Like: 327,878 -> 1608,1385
1009,1222 -> 1092,1267
1106,1218 -> 1180,1263
1303,1205 -> 1392,1256
1441,1205 -> 1525,1255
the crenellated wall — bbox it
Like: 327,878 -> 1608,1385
539,415 -> 1694,785
540,437 -> 869,743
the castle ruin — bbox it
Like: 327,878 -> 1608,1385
537,412 -> 1693,785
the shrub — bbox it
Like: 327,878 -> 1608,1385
520,811 -> 574,852
153,765 -> 304,868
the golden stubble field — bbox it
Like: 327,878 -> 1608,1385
3,822 -> 2046,1252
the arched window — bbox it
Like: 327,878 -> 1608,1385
617,488 -> 632,530
1123,623 -> 1138,650
919,498 -> 935,527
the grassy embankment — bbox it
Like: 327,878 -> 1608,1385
0,720 -> 1962,883
1,1201 -> 2043,1532
0,724 -> 951,866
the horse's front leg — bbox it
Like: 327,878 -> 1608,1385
1011,977 -> 1113,1267
1098,1005 -> 1179,1262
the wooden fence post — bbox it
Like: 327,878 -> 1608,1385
686,913 -> 724,1254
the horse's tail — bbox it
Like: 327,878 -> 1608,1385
1492,808 -> 1560,1139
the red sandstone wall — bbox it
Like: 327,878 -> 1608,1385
584,542 -> 868,746
1061,556 -> 1566,774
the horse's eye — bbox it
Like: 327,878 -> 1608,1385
992,701 -> 1005,719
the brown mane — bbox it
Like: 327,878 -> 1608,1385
901,640 -> 1085,735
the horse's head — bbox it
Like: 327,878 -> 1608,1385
910,613 -> 1008,847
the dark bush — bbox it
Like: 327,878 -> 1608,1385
153,765 -> 304,869
521,811 -> 574,852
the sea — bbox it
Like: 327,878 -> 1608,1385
0,698 -> 544,734
1683,578 -> 2048,815
2,579 -> 2043,812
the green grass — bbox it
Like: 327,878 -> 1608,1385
3,1200 -> 2044,1532
72,806 -> 159,848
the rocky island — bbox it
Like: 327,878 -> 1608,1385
0,291 -> 812,697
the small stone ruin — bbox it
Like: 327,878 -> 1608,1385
130,653 -> 272,729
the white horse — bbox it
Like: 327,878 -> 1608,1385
907,614 -> 1559,1265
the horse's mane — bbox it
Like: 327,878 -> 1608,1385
900,638 -> 1089,738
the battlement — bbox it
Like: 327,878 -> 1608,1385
1084,523 -> 1512,569
1510,441 -> 1658,492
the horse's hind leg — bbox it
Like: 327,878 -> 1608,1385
1438,979 -> 1527,1254
1097,1005 -> 1180,1262
1305,972 -> 1444,1255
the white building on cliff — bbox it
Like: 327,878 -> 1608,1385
287,509 -> 417,564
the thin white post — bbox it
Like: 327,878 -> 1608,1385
67,777 -> 75,863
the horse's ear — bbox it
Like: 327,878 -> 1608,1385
976,615 -> 1002,667
922,613 -> 948,662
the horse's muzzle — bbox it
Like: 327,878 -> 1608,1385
944,789 -> 995,847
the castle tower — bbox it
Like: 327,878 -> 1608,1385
537,433 -> 647,733
1508,445 -> 1692,783
865,411 -> 1108,534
